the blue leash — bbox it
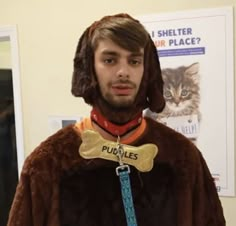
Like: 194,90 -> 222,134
116,143 -> 138,226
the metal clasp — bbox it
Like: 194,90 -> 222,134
116,136 -> 124,166
116,164 -> 130,176
116,136 -> 130,175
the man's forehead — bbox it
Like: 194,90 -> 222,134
95,39 -> 144,56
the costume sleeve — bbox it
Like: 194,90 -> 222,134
7,153 -> 60,226
192,151 -> 225,226
7,162 -> 33,226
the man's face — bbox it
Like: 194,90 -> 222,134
94,39 -> 144,108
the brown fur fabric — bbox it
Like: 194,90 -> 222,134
7,118 -> 225,226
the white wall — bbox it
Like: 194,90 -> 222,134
0,0 -> 235,225
0,41 -> 11,68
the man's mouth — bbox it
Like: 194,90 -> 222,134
111,84 -> 133,95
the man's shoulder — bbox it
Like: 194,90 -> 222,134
144,116 -> 199,160
145,116 -> 191,141
22,124 -> 81,174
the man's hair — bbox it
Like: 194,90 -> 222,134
72,13 -> 165,114
90,15 -> 149,52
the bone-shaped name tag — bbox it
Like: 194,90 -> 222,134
79,130 -> 158,172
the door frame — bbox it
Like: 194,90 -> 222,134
0,26 -> 24,178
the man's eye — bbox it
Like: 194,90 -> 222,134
130,59 -> 141,65
104,58 -> 115,64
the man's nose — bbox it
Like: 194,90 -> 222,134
116,63 -> 130,78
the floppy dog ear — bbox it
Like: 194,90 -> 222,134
145,37 -> 165,113
71,27 -> 97,105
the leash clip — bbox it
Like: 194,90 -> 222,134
116,136 -> 124,166
116,164 -> 130,176
116,136 -> 130,175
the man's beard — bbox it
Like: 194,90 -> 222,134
95,94 -> 138,123
101,93 -> 135,109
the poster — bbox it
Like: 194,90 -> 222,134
138,7 -> 234,196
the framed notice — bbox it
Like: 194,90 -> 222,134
138,7 -> 234,196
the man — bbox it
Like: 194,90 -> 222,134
7,13 -> 225,226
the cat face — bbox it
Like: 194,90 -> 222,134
161,62 -> 200,117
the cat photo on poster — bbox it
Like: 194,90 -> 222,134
146,62 -> 201,143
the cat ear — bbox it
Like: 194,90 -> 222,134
160,70 -> 167,81
185,62 -> 200,84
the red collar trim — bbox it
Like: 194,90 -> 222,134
90,108 -> 143,137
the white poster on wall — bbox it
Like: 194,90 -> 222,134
138,6 -> 234,196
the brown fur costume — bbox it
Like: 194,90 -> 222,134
7,14 -> 225,226
7,118 -> 225,226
